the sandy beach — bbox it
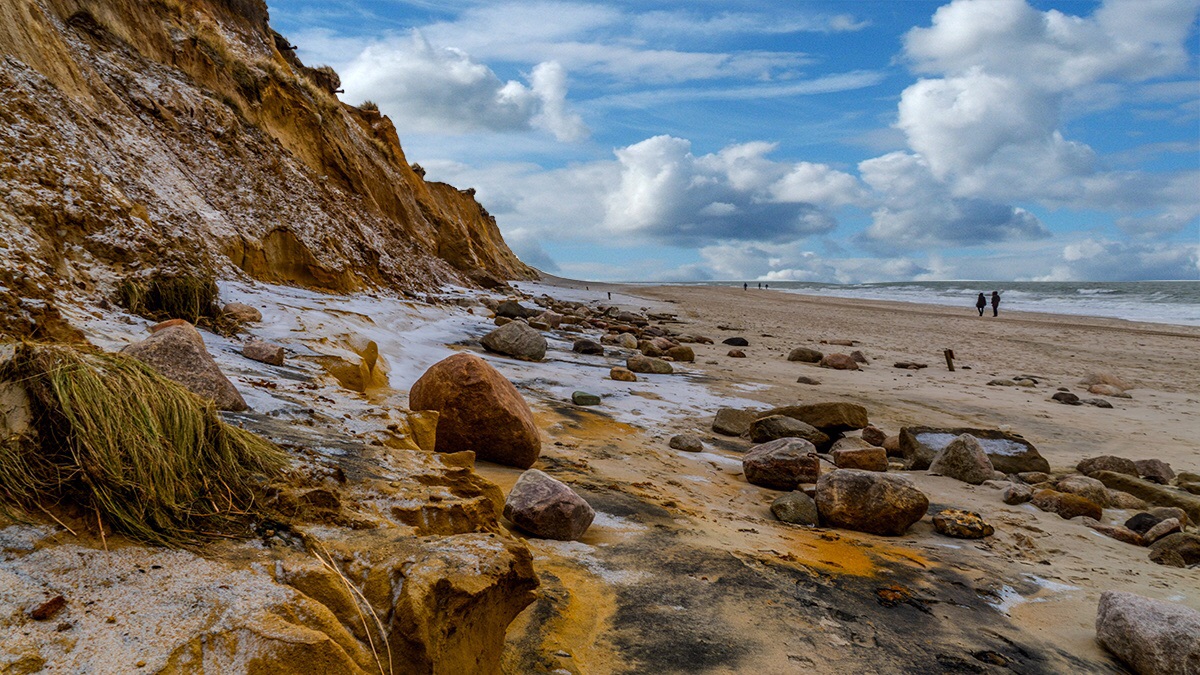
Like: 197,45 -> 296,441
488,279 -> 1200,672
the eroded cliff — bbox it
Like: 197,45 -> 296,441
0,0 -> 535,336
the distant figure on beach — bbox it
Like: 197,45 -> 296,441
743,283 -> 748,290
991,291 -> 1001,317
976,293 -> 987,316
607,291 -> 611,300
757,283 -> 761,289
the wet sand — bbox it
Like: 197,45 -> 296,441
494,281 -> 1200,673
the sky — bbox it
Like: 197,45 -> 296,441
265,0 -> 1200,283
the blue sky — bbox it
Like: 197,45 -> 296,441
266,0 -> 1200,282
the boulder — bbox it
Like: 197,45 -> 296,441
609,367 -> 637,382
819,353 -> 859,370
760,402 -> 869,434
121,322 -> 247,411
222,302 -> 262,323
668,434 -> 703,453
815,470 -> 929,536
1083,398 -> 1115,408
626,355 -> 673,374
1148,532 -> 1200,568
495,300 -> 539,319
927,434 -> 995,485
1018,471 -> 1052,484
727,349 -> 747,358
1125,512 -> 1164,536
535,311 -> 563,329
1056,475 -> 1111,507
932,509 -> 994,539
1134,459 -> 1175,485
1002,483 -> 1033,505
572,339 -> 604,356
832,447 -> 888,472
748,415 -> 829,446
638,340 -> 664,357
1090,471 -> 1200,524
1051,391 -> 1081,405
616,333 -> 639,350
1078,456 -> 1139,478
861,425 -> 887,447
243,338 -> 285,366
1031,489 -> 1103,521
408,353 -> 541,469
1143,518 -> 1182,544
898,427 -> 1048,473
712,408 -> 757,436
742,438 -> 820,490
481,322 -> 547,361
1108,490 -> 1149,510
503,470 -> 595,541
666,345 -> 695,362
1080,517 -> 1144,546
850,350 -> 870,364
771,492 -> 819,526
1096,591 -> 1200,675
787,347 -> 823,363
572,391 -> 601,406
722,337 -> 749,347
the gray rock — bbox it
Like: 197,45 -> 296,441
503,469 -> 595,540
899,427 -> 1048,473
1052,391 -> 1081,405
1096,591 -> 1200,675
668,434 -> 703,452
481,322 -> 547,361
1002,483 -> 1033,505
815,469 -> 929,536
795,376 -> 822,385
1143,518 -> 1182,544
572,339 -> 604,356
787,347 -> 823,363
758,402 -> 869,434
1083,398 -> 1114,408
771,492 -> 819,526
988,379 -> 1016,386
1134,459 -> 1175,485
571,391 -> 601,406
743,438 -> 820,490
1,376 -> 32,440
1078,455 -> 1139,478
243,338 -> 284,366
1108,490 -> 1149,510
928,434 -> 995,485
748,415 -> 829,446
495,300 -> 540,319
1148,532 -> 1200,567
1056,475 -> 1111,507
122,323 -> 247,411
712,408 -> 756,436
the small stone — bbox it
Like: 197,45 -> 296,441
1125,512 -> 1164,536
1083,398 -> 1114,408
243,338 -> 285,366
30,595 -> 66,621
832,447 -> 888,472
1002,483 -> 1033,505
1015,379 -> 1037,387
609,367 -> 637,382
572,391 -> 601,406
932,509 -> 994,539
819,353 -> 859,370
222,302 -> 262,323
666,345 -> 695,362
572,339 -> 605,356
928,434 -> 995,485
669,434 -> 703,452
1032,489 -> 1103,520
771,492 -> 819,526
988,379 -> 1016,386
1051,391 -> 1081,405
795,376 -> 821,385
860,425 -> 887,447
1143,518 -> 1182,544
787,347 -> 823,363
727,349 -> 746,358
850,350 -> 870,364
1017,471 -> 1051,484
722,337 -> 749,346
626,355 -> 673,374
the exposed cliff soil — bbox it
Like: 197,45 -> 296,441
0,0 -> 534,338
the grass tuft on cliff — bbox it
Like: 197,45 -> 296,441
116,273 -> 222,324
0,343 -> 288,547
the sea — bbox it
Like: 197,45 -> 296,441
659,281 -> 1200,328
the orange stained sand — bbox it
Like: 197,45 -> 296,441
780,528 -> 931,578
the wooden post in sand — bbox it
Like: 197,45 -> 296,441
943,349 -> 955,372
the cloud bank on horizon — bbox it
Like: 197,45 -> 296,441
269,0 -> 1200,282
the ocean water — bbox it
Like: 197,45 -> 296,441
667,281 -> 1200,327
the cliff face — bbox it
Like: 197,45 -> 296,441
0,0 -> 535,335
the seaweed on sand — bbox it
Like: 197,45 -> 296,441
0,343 -> 288,547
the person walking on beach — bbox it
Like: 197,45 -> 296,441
976,293 -> 987,316
743,283 -> 748,291
990,291 -> 1001,317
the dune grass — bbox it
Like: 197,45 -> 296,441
116,273 -> 221,324
0,343 -> 287,547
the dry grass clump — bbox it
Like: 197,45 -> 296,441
0,344 -> 287,546
360,100 -> 379,112
116,273 -> 221,324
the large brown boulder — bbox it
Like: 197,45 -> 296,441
1078,455 -> 1139,478
787,347 -> 823,363
712,407 -> 756,436
815,470 -> 929,536
409,353 -> 541,468
1032,489 -> 1103,520
1096,591 -> 1200,675
758,402 -> 869,434
742,438 -> 820,490
481,322 -> 547,361
898,427 -> 1048,473
1148,532 -> 1200,568
626,355 -> 673,374
503,469 -> 595,540
819,353 -> 859,370
927,434 -> 995,485
832,447 -> 888,472
121,322 -> 247,411
1056,475 -> 1111,507
748,415 -> 829,446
